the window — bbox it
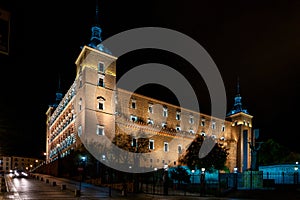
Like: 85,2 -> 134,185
98,74 -> 105,87
79,98 -> 82,111
98,62 -> 105,73
189,129 -> 195,134
149,140 -> 154,150
189,115 -> 194,124
79,76 -> 82,88
212,121 -> 216,129
97,96 -> 105,110
163,106 -> 168,117
148,103 -> 153,113
177,145 -> 182,154
222,124 -> 225,132
78,125 -> 82,137
132,138 -> 137,147
147,118 -> 154,125
201,118 -> 205,126
164,142 -> 169,152
176,111 -> 181,120
98,102 -> 104,110
201,132 -> 206,137
176,126 -> 181,131
131,115 -> 137,122
162,122 -> 167,128
97,125 -> 105,136
131,99 -> 136,109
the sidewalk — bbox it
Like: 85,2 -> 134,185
17,173 -> 220,199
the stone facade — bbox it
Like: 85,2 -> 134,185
45,45 -> 254,173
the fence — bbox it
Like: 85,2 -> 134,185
141,170 -> 299,197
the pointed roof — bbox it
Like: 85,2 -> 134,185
227,77 -> 249,116
87,0 -> 112,54
49,74 -> 63,108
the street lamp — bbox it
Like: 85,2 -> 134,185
294,163 -> 299,185
80,156 -> 86,187
200,168 -> 205,196
56,144 -> 62,177
234,167 -> 238,189
153,168 -> 157,194
201,168 -> 205,174
234,167 -> 238,173
191,170 -> 195,184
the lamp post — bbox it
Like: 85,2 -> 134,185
163,165 -> 169,196
234,167 -> 238,189
200,168 -> 205,196
153,167 -> 157,194
294,162 -> 299,185
191,170 -> 195,185
56,144 -> 62,177
79,156 -> 86,191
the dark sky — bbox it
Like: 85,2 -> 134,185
1,0 -> 300,158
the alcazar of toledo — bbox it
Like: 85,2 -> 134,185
45,6 -> 255,174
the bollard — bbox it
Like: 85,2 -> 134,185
0,177 -> 7,192
74,189 -> 81,197
61,184 -> 66,190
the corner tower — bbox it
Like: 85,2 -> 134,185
74,0 -> 117,151
226,79 -> 253,172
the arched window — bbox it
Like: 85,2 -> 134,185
97,96 -> 105,110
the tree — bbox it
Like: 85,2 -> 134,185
112,132 -> 151,192
259,138 -> 300,165
179,134 -> 229,171
170,165 -> 191,185
112,133 -> 151,153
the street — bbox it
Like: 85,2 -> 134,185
0,173 -> 243,200
1,173 -> 300,200
1,173 -> 111,199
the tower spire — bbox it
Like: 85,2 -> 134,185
49,74 -> 63,108
95,0 -> 99,25
87,0 -> 112,54
237,76 -> 240,95
55,74 -> 63,107
88,0 -> 102,48
227,77 -> 248,116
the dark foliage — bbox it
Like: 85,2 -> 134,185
179,134 -> 229,171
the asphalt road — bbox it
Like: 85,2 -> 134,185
1,173 -> 300,200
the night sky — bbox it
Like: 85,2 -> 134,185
0,0 -> 299,158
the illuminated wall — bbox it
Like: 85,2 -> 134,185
45,45 -> 254,173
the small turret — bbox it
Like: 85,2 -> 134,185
227,77 -> 248,116
87,0 -> 111,54
50,75 -> 63,108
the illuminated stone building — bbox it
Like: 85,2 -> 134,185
1,156 -> 44,172
45,5 -> 254,173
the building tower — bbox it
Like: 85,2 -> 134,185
226,79 -> 253,172
73,0 -> 117,161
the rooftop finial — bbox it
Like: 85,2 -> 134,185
237,76 -> 240,95
58,73 -> 61,92
86,0 -> 112,54
95,0 -> 99,25
227,76 -> 249,116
